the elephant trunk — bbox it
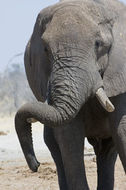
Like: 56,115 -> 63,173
15,102 -> 69,172
15,59 -> 114,172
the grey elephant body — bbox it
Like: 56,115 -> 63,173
15,0 -> 126,189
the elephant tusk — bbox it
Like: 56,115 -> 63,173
95,88 -> 115,112
27,118 -> 38,123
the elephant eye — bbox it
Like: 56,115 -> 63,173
44,47 -> 48,53
95,40 -> 103,50
95,41 -> 100,49
95,40 -> 103,59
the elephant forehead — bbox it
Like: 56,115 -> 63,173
42,9 -> 98,48
48,8 -> 96,32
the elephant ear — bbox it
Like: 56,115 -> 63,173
24,7 -> 53,102
103,11 -> 126,97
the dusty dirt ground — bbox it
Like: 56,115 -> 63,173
0,117 -> 125,190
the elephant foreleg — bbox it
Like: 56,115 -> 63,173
110,94 -> 126,172
88,137 -> 117,190
54,119 -> 89,190
115,115 -> 126,171
110,114 -> 126,172
44,126 -> 68,190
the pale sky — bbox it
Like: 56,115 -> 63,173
0,0 -> 126,72
0,0 -> 58,72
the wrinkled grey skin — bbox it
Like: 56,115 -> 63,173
15,0 -> 126,189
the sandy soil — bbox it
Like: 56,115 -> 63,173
0,117 -> 125,190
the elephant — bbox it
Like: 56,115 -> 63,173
15,0 -> 126,189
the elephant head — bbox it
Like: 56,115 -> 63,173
15,0 -> 124,171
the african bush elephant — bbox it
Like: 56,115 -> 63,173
15,0 -> 126,189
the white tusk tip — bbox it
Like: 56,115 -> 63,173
95,88 -> 115,113
106,101 -> 115,112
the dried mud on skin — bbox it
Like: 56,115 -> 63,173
0,157 -> 125,190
